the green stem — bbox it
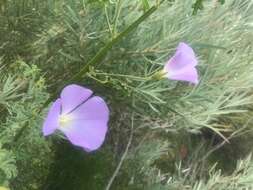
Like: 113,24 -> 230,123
94,72 -> 151,81
112,0 -> 122,36
69,4 -> 159,83
43,2 -> 163,107
104,4 -> 113,36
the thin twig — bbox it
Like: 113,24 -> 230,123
104,4 -> 113,36
105,114 -> 134,190
112,0 -> 122,36
201,120 -> 253,162
42,2 -> 163,108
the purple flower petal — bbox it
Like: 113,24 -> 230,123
166,66 -> 198,84
59,96 -> 109,151
60,84 -> 93,114
164,42 -> 198,84
166,42 -> 197,70
42,84 -> 110,152
42,98 -> 61,136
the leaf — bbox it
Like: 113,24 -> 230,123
192,0 -> 204,15
192,0 -> 225,15
0,147 -> 17,183
141,0 -> 150,12
193,43 -> 227,50
219,0 -> 225,4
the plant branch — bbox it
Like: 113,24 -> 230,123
104,113 -> 134,190
43,1 -> 164,107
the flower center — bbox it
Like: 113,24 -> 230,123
151,70 -> 167,80
59,114 -> 73,128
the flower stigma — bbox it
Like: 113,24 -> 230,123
59,114 -> 73,128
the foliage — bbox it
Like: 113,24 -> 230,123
0,61 -> 54,189
0,145 -> 16,187
192,0 -> 226,15
0,0 -> 253,190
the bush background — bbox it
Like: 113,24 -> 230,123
0,0 -> 253,189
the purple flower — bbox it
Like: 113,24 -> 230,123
163,42 -> 199,84
42,84 -> 109,152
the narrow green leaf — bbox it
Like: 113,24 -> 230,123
193,43 -> 227,50
219,0 -> 225,4
141,0 -> 150,12
43,2 -> 164,107
192,0 -> 204,15
69,3 -> 161,83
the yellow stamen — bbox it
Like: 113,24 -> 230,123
59,114 -> 73,128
